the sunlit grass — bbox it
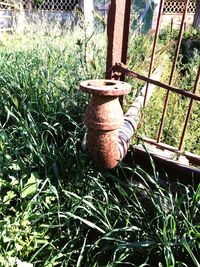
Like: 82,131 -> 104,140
0,25 -> 199,266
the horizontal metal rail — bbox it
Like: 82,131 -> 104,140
133,145 -> 200,184
139,136 -> 200,166
114,63 -> 200,102
106,0 -> 200,174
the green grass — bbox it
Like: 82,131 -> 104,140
142,63 -> 200,154
0,26 -> 199,266
140,28 -> 200,154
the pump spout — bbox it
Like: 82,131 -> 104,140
80,79 -> 131,169
80,71 -> 161,169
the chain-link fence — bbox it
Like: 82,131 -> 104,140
0,1 -> 110,15
163,0 -> 196,14
21,0 -> 79,11
0,0 -> 196,15
0,0 -> 16,10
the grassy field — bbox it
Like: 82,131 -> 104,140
0,25 -> 199,266
141,29 -> 200,153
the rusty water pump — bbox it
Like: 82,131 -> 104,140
80,79 -> 133,169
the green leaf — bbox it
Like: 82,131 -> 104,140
63,212 -> 106,234
3,191 -> 16,205
21,172 -> 39,198
181,236 -> 200,267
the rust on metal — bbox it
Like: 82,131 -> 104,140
80,79 -> 131,169
106,0 -> 131,80
179,66 -> 200,151
102,0 -> 200,174
133,146 -> 200,184
140,136 -> 200,166
143,0 -> 164,107
157,0 -> 190,143
114,63 -> 200,101
80,79 -> 131,96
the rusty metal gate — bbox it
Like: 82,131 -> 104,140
105,0 -> 200,180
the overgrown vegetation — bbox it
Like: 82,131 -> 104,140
141,28 -> 200,154
0,24 -> 199,266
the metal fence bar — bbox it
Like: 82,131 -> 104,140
105,0 -> 131,107
106,0 -> 131,80
140,136 -> 200,165
105,0 -> 199,165
156,0 -> 190,143
121,0 -> 132,82
178,66 -> 200,151
134,146 -> 200,182
114,63 -> 200,101
143,0 -> 164,107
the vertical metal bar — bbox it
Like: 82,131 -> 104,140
143,0 -> 164,107
179,66 -> 200,151
184,22 -> 187,32
119,0 -> 131,107
106,0 -> 131,107
157,0 -> 190,143
120,0 -> 132,82
171,18 -> 173,33
106,0 -> 131,80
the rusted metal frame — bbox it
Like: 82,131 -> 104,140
179,66 -> 200,151
105,0 -> 132,106
143,0 -> 164,107
113,63 -> 200,102
106,0 -> 131,79
139,136 -> 200,166
133,145 -> 200,184
120,0 -> 132,82
157,0 -> 190,143
171,18 -> 173,32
